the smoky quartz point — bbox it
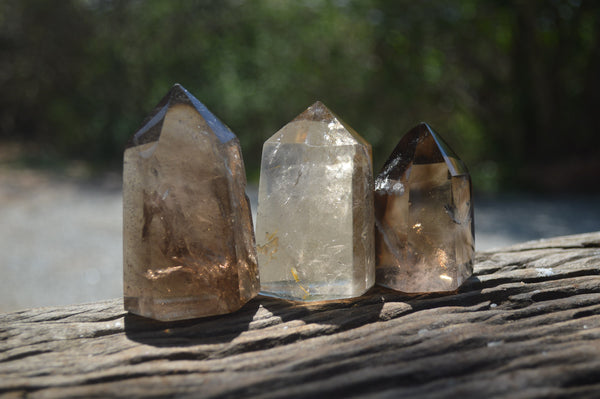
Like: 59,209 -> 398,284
375,122 -> 474,293
255,101 -> 375,301
123,84 -> 259,321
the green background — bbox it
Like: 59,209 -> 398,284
1,0 -> 599,192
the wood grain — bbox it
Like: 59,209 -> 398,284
1,232 -> 600,398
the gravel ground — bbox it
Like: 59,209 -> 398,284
1,169 -> 599,313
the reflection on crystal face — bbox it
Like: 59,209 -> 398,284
255,101 -> 375,301
375,123 -> 474,293
123,84 -> 259,321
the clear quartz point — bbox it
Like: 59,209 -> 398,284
123,84 -> 259,321
255,101 -> 375,301
375,122 -> 474,293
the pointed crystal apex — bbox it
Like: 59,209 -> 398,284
380,123 -> 467,182
128,84 -> 235,149
123,85 -> 259,321
256,102 -> 375,301
375,123 -> 474,293
292,101 -> 337,123
268,101 -> 370,150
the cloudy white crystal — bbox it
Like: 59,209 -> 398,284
255,101 -> 375,301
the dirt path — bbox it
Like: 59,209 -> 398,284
1,169 -> 598,312
0,169 -> 122,312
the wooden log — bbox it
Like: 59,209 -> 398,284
1,232 -> 600,398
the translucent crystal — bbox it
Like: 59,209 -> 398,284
123,84 -> 259,321
375,122 -> 474,292
255,101 -> 375,301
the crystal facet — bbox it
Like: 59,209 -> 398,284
123,84 -> 259,321
375,122 -> 474,293
255,101 -> 375,301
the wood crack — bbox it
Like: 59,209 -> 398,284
0,232 -> 599,398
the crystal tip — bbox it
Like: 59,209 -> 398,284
417,122 -> 433,131
293,100 -> 336,123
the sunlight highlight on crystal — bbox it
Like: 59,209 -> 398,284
375,122 -> 474,292
255,101 -> 375,301
123,84 -> 259,321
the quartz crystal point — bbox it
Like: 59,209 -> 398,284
375,122 -> 474,293
255,101 -> 375,301
123,84 -> 259,321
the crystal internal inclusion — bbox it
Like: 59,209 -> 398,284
123,84 -> 259,321
374,122 -> 474,293
255,102 -> 375,301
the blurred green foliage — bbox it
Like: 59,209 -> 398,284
1,0 -> 599,191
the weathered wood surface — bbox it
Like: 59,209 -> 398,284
1,232 -> 600,398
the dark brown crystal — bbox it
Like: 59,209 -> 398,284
375,123 -> 474,292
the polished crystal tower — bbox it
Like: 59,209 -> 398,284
255,101 -> 375,301
375,122 -> 474,292
123,84 -> 259,321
